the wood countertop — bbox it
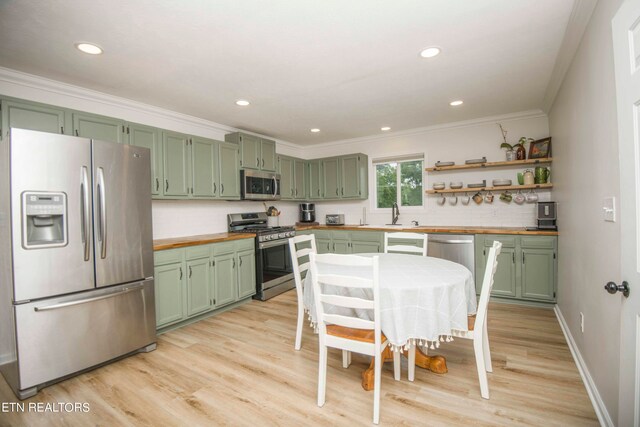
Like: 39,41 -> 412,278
295,224 -> 559,236
154,232 -> 256,251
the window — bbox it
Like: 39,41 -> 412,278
374,156 -> 423,209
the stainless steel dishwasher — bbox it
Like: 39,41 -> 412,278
427,234 -> 475,279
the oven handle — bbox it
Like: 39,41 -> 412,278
259,239 -> 290,250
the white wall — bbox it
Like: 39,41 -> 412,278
305,113 -> 550,228
548,0 -> 623,423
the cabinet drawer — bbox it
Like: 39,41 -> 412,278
154,248 -> 184,265
213,241 -> 236,255
350,231 -> 383,242
331,230 -> 350,241
483,234 -> 517,248
185,245 -> 211,260
520,236 -> 556,249
235,238 -> 255,251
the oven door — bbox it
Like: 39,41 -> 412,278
256,239 -> 293,293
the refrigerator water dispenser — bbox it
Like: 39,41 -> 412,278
22,192 -> 67,248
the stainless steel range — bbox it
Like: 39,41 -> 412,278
228,212 -> 296,300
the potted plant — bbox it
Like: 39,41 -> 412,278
498,124 -> 515,161
499,126 -> 534,161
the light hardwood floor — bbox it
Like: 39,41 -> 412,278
0,292 -> 598,426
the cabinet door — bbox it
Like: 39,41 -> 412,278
191,137 -> 217,198
294,159 -> 306,199
240,134 -> 260,170
1,99 -> 66,138
279,156 -> 294,199
308,160 -> 322,199
322,158 -> 340,199
351,241 -> 381,254
340,155 -> 360,198
261,139 -> 277,172
478,246 -> 518,298
154,262 -> 185,328
332,240 -> 350,254
237,249 -> 256,299
186,257 -> 213,316
162,132 -> 190,197
129,123 -> 162,195
214,253 -> 237,307
317,238 -> 332,254
219,142 -> 241,199
521,249 -> 556,301
73,112 -> 126,144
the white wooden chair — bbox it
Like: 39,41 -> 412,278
288,234 -> 317,351
384,232 -> 428,256
407,240 -> 502,399
309,253 -> 395,425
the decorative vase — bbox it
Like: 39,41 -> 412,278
516,145 -> 526,160
505,150 -> 516,162
267,216 -> 279,227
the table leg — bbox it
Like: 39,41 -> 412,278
361,346 -> 448,391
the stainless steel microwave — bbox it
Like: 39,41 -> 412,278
241,170 -> 281,200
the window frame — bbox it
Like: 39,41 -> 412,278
371,156 -> 424,212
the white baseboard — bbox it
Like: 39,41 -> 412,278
0,353 -> 12,365
554,305 -> 613,427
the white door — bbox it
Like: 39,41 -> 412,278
613,1 -> 640,425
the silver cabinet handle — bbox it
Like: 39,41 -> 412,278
233,258 -> 236,268
257,157 -> 260,167
155,178 -> 159,192
213,182 -> 217,194
179,267 -> 183,280
341,187 -> 344,196
273,176 -> 278,198
221,183 -> 225,194
165,179 -> 169,192
262,158 -> 265,168
239,257 -> 243,267
97,167 -> 107,259
34,284 -> 144,312
189,266 -> 192,278
336,188 -> 338,196
81,166 -> 91,261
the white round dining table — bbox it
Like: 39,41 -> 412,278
303,253 -> 477,350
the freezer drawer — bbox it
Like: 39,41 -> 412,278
13,280 -> 156,392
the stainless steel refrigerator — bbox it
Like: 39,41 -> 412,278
0,128 -> 156,399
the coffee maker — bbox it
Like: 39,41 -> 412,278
536,201 -> 557,230
299,203 -> 316,223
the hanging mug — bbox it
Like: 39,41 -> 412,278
484,191 -> 494,204
513,190 -> 525,204
461,192 -> 471,205
526,189 -> 538,203
437,194 -> 446,205
500,191 -> 512,203
473,192 -> 483,204
449,194 -> 458,206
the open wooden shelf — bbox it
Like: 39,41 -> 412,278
426,183 -> 553,194
425,158 -> 553,172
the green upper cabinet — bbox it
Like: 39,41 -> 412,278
162,131 -> 190,197
225,132 -> 277,172
72,112 -> 126,144
237,249 -> 256,299
260,138 -> 277,172
322,158 -> 340,199
294,159 -> 306,199
191,136 -> 217,198
279,155 -> 295,199
341,155 -> 361,198
129,123 -> 162,195
218,142 -> 241,200
1,99 -> 68,139
308,160 -> 322,200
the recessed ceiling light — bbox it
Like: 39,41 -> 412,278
449,100 -> 464,106
235,99 -> 250,106
75,42 -> 103,55
381,127 -> 391,131
310,128 -> 320,133
420,47 -> 441,58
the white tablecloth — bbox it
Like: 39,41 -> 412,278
303,253 -> 476,350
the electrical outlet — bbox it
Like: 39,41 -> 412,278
580,312 -> 584,333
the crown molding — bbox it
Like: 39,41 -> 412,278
302,109 -> 547,151
543,0 -> 598,112
0,66 -> 300,150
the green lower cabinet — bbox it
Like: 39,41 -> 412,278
237,249 -> 257,299
475,234 -> 557,303
186,257 -> 213,316
213,252 -> 236,308
351,241 -> 381,253
317,238 -> 332,254
154,262 -> 185,328
332,239 -> 350,254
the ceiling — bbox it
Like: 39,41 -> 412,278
0,0 -> 574,145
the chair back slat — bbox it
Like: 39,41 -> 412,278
289,234 -> 318,308
320,294 -> 374,309
296,247 -> 314,258
323,313 -> 374,330
475,241 -> 502,332
384,232 -> 428,256
298,261 -> 310,273
310,253 -> 381,338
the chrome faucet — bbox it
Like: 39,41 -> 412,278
392,202 -> 400,225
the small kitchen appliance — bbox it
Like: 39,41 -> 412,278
228,212 -> 296,301
241,170 -> 281,200
299,203 -> 316,223
536,201 -> 557,230
325,214 -> 345,225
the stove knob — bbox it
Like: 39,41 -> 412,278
259,235 -> 265,242
279,232 -> 285,239
264,235 -> 272,241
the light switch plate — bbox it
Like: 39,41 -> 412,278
603,197 -> 616,222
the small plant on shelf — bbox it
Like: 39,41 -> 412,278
499,125 -> 534,161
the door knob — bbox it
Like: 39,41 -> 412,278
604,281 -> 630,298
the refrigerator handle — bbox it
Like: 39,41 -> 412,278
33,283 -> 145,312
81,166 -> 91,261
97,167 -> 108,259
